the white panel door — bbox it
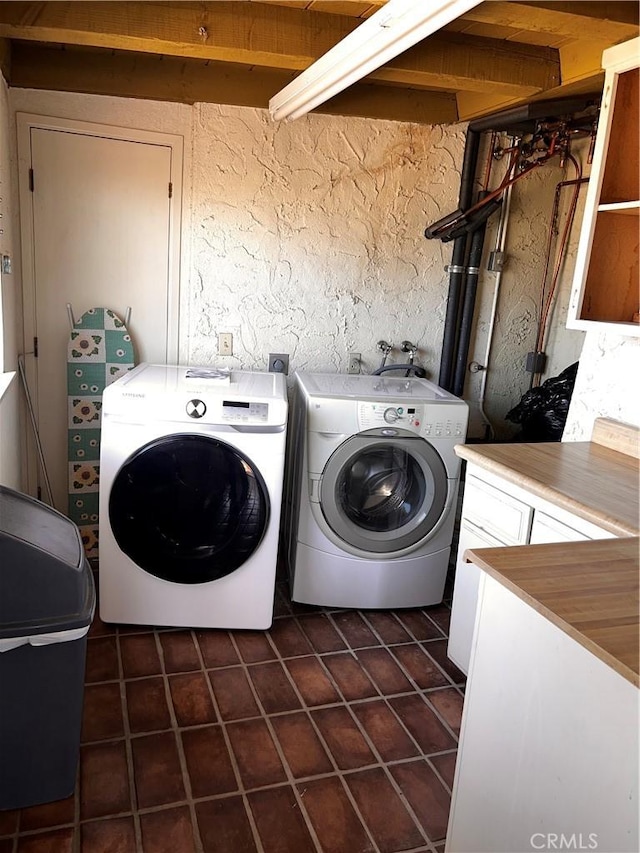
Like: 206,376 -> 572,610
24,126 -> 175,511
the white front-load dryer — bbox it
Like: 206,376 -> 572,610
99,363 -> 288,629
286,372 -> 468,609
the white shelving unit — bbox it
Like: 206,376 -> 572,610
567,36 -> 640,335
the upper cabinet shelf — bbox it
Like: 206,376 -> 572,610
567,38 -> 640,335
597,201 -> 639,214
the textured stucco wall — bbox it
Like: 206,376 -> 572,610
563,331 -> 640,441
9,88 -> 602,441
187,103 -> 464,379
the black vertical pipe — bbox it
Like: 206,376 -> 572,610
452,218 -> 488,398
437,238 -> 468,390
437,129 -> 480,391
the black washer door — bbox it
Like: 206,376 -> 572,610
109,434 -> 269,584
320,429 -> 448,554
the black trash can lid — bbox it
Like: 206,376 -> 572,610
0,486 -> 95,645
0,485 -> 83,568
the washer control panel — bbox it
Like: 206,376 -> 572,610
221,400 -> 269,423
357,401 -> 465,438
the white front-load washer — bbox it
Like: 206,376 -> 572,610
285,372 -> 468,609
99,363 -> 288,629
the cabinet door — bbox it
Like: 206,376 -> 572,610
530,512 -> 590,544
448,520 -> 503,676
462,475 -> 533,545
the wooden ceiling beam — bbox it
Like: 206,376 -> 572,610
0,1 -> 362,69
9,42 -> 459,125
460,1 -> 639,44
0,1 -> 557,98
376,33 -> 558,96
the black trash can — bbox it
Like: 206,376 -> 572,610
0,485 -> 95,810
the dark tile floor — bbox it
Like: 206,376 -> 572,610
0,572 -> 465,853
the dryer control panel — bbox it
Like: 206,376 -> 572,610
357,402 -> 466,439
221,400 -> 269,423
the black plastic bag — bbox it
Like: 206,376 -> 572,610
505,362 -> 579,441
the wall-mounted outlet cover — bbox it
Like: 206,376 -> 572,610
268,353 -> 289,374
218,332 -> 233,356
348,353 -> 361,374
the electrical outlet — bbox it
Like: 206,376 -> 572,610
218,332 -> 233,356
348,353 -> 361,374
268,353 -> 289,374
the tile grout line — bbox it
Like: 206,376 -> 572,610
289,607 -> 453,849
381,643 -> 463,743
312,672 -> 434,851
343,607 -> 454,849
117,627 -> 144,852
214,629 -> 269,853
157,628 -> 205,853
228,627 -> 334,853
220,615 -> 382,851
282,611 -> 455,850
256,622 -> 384,853
293,614 -> 458,769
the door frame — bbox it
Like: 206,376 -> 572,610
16,113 -> 184,497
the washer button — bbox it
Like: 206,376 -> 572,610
186,399 -> 206,418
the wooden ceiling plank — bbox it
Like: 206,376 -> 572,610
461,1 -> 639,43
9,41 -> 458,124
558,38 -> 614,87
521,2 -> 639,27
0,2 -> 559,98
306,1 -> 375,16
0,1 -> 362,70
376,34 -> 559,95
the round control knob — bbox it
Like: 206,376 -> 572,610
383,407 -> 400,424
186,399 -> 206,419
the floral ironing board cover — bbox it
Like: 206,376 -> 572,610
67,307 -> 135,559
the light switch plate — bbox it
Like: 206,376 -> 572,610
218,332 -> 233,356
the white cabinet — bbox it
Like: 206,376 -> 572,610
448,475 -> 532,673
446,572 -> 639,853
460,476 -> 532,545
448,465 -> 614,675
530,511 -> 592,544
567,36 -> 639,335
448,521 -> 503,674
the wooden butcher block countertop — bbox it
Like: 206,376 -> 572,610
455,418 -> 639,537
466,537 -> 640,686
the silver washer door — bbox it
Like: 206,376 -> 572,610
319,428 -> 448,554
